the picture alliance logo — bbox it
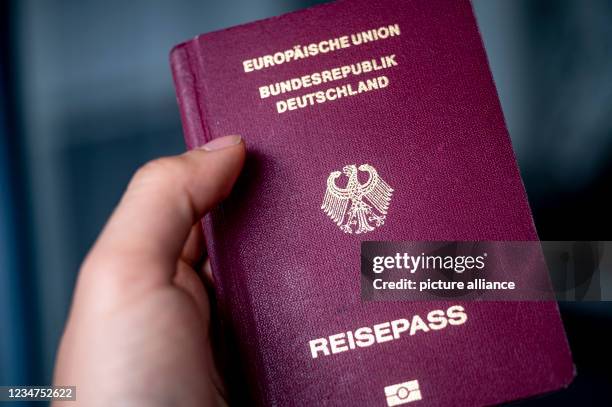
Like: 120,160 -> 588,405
384,380 -> 422,406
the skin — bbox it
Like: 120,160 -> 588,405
53,135 -> 246,407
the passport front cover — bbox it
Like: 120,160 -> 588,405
170,0 -> 574,405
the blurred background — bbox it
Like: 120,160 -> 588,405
0,0 -> 610,405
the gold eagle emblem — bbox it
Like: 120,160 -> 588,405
321,164 -> 393,234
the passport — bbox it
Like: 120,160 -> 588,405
169,0 -> 574,405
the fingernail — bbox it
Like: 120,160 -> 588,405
199,135 -> 242,151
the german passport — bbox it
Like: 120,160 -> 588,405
170,0 -> 574,405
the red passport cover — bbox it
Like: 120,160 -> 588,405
170,0 -> 574,405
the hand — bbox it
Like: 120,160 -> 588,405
53,135 -> 246,407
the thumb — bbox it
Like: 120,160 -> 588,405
82,135 -> 245,288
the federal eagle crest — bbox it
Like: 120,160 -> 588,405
321,164 -> 393,234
